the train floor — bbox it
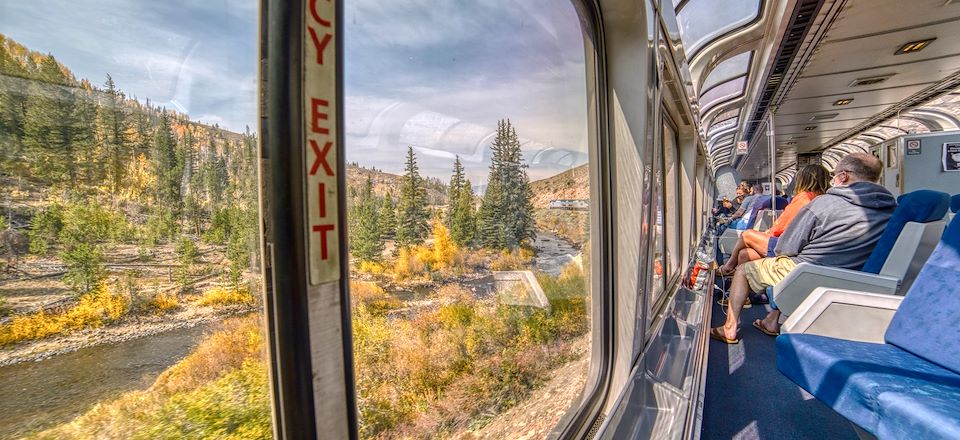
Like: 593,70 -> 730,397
700,279 -> 859,440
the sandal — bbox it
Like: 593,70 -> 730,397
714,266 -> 735,277
752,320 -> 779,337
710,327 -> 740,344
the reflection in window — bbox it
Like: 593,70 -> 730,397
677,0 -> 760,56
704,107 -> 738,131
663,120 -> 680,283
700,76 -> 746,114
708,116 -> 738,137
345,1 -> 592,438
650,127 -> 666,313
701,52 -> 751,94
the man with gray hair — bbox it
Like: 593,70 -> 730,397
711,153 -> 896,342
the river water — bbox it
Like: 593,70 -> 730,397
0,234 -> 580,439
0,323 -> 215,439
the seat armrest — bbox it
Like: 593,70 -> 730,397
773,262 -> 899,316
782,287 -> 903,343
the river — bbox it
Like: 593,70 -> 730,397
0,234 -> 580,439
0,323 -> 215,439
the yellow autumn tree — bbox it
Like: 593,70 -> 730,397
431,221 -> 457,269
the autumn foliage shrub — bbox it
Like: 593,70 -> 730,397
352,265 -> 589,438
33,315 -> 270,439
489,247 -> 535,271
196,287 -> 257,307
0,284 -> 128,346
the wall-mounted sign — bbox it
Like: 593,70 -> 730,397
797,152 -> 821,167
736,141 -> 748,155
304,0 -> 340,284
944,142 -> 960,172
905,139 -> 921,156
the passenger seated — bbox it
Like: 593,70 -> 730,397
710,153 -> 896,343
721,184 -> 763,230
717,165 -> 830,276
712,197 -> 735,219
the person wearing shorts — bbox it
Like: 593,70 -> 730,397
711,153 -> 896,343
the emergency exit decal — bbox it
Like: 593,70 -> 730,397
304,0 -> 339,284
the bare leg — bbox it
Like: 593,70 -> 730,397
721,238 -> 748,273
715,266 -> 753,340
742,229 -> 771,257
738,248 -> 762,264
758,309 -> 781,333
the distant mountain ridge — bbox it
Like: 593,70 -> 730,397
529,164 -> 589,208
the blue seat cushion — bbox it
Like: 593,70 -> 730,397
861,190 -> 950,274
884,212 -> 960,375
776,333 -> 960,434
951,194 -> 960,214
876,390 -> 960,440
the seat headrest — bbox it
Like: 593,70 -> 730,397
885,213 -> 960,375
952,194 -> 960,214
861,190 -> 950,274
757,196 -> 790,211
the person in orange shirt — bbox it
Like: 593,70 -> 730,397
717,164 -> 831,276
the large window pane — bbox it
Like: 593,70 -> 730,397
0,1 -> 267,438
700,76 -> 746,114
345,1 -> 592,438
701,52 -> 751,94
663,120 -> 680,284
677,0 -> 760,56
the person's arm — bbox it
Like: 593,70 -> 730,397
774,205 -> 817,257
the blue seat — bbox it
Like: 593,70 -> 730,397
771,190 -> 950,315
777,212 -> 960,438
951,193 -> 960,214
860,189 -> 950,274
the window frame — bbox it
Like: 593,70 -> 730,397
675,0 -> 763,60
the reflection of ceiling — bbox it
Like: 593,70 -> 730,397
672,0 -> 960,182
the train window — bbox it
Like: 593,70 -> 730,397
676,0 -> 760,57
344,1 -> 592,438
649,124 -> 667,310
700,76 -> 746,114
663,118 -> 680,283
700,52 -> 751,94
0,2 -> 268,439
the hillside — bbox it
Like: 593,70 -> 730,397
529,164 -> 589,208
347,164 -> 447,206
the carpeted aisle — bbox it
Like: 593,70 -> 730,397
700,281 -> 859,440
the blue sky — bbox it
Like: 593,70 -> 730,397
2,0 -> 588,182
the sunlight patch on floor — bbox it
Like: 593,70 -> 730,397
728,340 -> 746,374
732,420 -> 760,440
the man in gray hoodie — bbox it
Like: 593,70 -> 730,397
711,153 -> 896,343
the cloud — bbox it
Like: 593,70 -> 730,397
2,0 -> 258,133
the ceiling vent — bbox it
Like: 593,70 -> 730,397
849,74 -> 894,87
810,113 -> 838,121
804,125 -> 818,131
790,135 -> 809,140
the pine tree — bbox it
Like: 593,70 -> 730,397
151,112 -> 181,211
477,119 -> 534,249
450,178 -> 476,246
349,176 -> 384,262
379,190 -> 397,238
22,55 -> 87,184
446,156 -> 465,227
395,147 -> 429,247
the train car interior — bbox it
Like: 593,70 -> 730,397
2,0 -> 960,439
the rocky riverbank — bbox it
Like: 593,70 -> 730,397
0,304 -> 256,366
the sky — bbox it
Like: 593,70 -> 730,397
1,0 -> 589,183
